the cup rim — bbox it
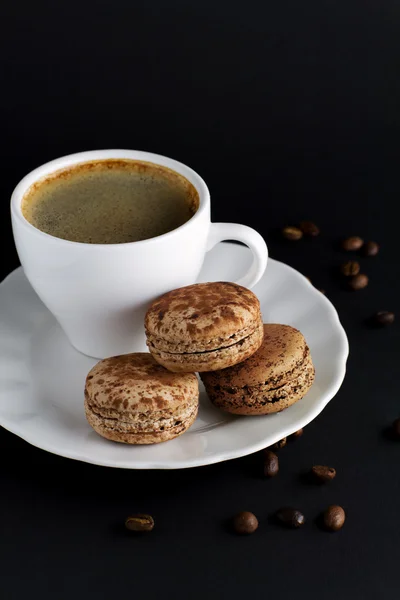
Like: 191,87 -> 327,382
10,149 -> 210,248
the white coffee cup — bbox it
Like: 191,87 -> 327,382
11,149 -> 268,358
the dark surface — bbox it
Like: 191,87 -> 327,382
1,1 -> 400,598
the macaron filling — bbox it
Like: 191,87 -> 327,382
208,361 -> 314,406
146,322 -> 261,355
85,400 -> 198,433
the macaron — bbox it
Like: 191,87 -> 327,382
145,281 -> 264,373
200,323 -> 314,415
84,353 -> 199,444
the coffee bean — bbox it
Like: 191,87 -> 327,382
318,289 -> 326,295
264,450 -> 279,477
348,273 -> 368,290
276,507 -> 305,528
340,261 -> 360,276
291,428 -> 303,439
363,241 -> 379,256
342,236 -> 363,251
125,514 -> 154,532
323,505 -> 345,531
392,418 -> 400,439
300,220 -> 320,236
282,226 -> 303,241
272,437 -> 287,450
373,311 -> 395,326
232,511 -> 258,535
311,465 -> 336,483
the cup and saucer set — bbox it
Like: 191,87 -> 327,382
0,150 -> 348,469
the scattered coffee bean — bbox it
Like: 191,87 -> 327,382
348,273 -> 368,290
373,311 -> 395,326
233,511 -> 258,535
342,236 -> 363,251
323,505 -> 345,531
392,418 -> 400,439
291,428 -> 303,439
264,450 -> 279,477
363,241 -> 379,256
300,220 -> 320,236
311,465 -> 336,483
276,507 -> 305,528
125,514 -> 154,532
340,260 -> 360,277
283,226 -> 303,241
272,437 -> 287,450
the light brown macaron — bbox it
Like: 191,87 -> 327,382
200,323 -> 315,415
84,353 -> 199,444
145,281 -> 264,373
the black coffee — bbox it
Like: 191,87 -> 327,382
22,159 -> 199,244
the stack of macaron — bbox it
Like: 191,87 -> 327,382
84,282 -> 315,444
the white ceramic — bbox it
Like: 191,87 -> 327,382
11,150 -> 268,359
0,243 -> 348,469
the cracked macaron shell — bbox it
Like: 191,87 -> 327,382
148,320 -> 264,373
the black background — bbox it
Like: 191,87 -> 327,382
1,1 -> 399,598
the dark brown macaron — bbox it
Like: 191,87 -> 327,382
145,282 -> 264,373
201,323 -> 315,415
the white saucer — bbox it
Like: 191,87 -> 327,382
0,242 -> 348,469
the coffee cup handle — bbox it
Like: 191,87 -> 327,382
206,223 -> 268,289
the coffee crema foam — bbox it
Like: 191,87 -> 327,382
21,159 -> 199,244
